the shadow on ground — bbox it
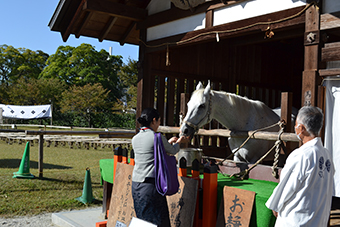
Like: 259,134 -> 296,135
0,159 -> 72,169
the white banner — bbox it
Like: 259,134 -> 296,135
0,104 -> 52,119
324,79 -> 340,197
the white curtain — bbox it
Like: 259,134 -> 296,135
0,104 -> 52,119
324,79 -> 340,197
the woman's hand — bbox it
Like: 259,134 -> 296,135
168,136 -> 189,144
175,136 -> 189,144
168,137 -> 179,144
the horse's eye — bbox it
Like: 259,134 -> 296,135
199,104 -> 205,109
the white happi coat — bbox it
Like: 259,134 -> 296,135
266,137 -> 334,227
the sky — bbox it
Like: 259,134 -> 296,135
0,0 -> 139,63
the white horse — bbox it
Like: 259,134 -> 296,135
180,81 -> 287,164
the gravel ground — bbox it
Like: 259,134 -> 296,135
0,213 -> 55,227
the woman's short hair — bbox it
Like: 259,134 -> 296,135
296,106 -> 324,136
137,108 -> 160,127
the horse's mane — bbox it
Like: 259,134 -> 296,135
193,88 -> 271,111
212,90 -> 271,112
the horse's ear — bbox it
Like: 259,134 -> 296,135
196,81 -> 204,90
204,80 -> 211,96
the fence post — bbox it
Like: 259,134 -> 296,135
178,157 -> 187,177
0,107 -> 3,124
38,131 -> 44,178
113,147 -> 122,182
202,164 -> 218,227
192,159 -> 202,227
129,149 -> 135,166
122,148 -> 128,164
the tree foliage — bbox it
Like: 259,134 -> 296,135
117,58 -> 138,110
60,83 -> 110,127
7,77 -> 66,106
40,44 -> 123,102
0,45 -> 49,103
0,43 -> 136,128
0,45 -> 48,85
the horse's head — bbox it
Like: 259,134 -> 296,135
180,81 -> 212,137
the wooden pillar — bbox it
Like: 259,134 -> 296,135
318,85 -> 326,141
280,92 -> 296,157
137,28 -> 153,126
302,1 -> 321,106
280,92 -> 293,132
166,77 -> 175,126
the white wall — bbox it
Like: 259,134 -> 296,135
214,0 -> 306,26
147,13 -> 206,41
146,0 -> 307,42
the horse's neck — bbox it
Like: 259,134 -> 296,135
211,91 -> 273,130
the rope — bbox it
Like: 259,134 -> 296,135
218,120 -> 283,165
272,128 -> 285,178
229,121 -> 286,180
138,2 -> 316,49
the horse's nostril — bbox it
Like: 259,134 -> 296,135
184,128 -> 188,134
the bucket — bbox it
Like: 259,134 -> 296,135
176,148 -> 203,167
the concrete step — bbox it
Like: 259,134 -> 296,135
52,207 -> 106,227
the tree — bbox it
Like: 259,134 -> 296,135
0,45 -> 49,103
7,77 -> 66,106
40,44 -> 123,104
117,58 -> 138,110
0,45 -> 48,85
60,83 -> 110,127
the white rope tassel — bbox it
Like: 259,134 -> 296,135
216,32 -> 220,42
166,45 -> 171,66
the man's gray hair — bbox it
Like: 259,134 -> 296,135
296,106 -> 324,136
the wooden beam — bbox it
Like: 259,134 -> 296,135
99,16 -> 118,42
84,0 -> 147,21
321,41 -> 340,62
26,130 -> 134,136
156,126 -> 300,142
75,11 -> 93,38
62,0 -> 86,42
120,21 -> 137,46
321,12 -> 340,31
144,6 -> 305,50
319,68 -> 340,77
206,9 -> 213,28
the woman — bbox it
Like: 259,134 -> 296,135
131,108 -> 186,227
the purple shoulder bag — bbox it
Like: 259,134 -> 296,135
154,133 -> 179,196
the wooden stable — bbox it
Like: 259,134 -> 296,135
47,2 -> 340,226
50,0 -> 340,152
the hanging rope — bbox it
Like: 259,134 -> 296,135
218,120 -> 283,165
138,2 -> 316,49
228,121 -> 286,180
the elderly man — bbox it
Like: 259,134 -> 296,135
266,106 -> 334,227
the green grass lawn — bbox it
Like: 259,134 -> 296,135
0,137 -> 116,218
